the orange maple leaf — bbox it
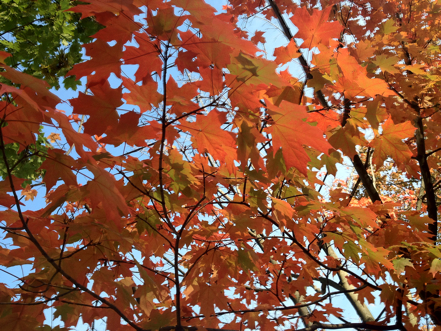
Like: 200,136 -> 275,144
178,110 -> 236,164
291,6 -> 342,48
267,101 -> 331,175
22,185 -> 37,201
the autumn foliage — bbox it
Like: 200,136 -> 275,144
0,0 -> 441,330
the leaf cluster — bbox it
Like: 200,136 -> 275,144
0,0 -> 440,330
0,0 -> 102,90
0,126 -> 48,186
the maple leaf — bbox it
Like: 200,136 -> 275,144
179,30 -> 233,69
47,133 -> 61,144
93,12 -> 142,43
366,97 -> 383,132
266,101 -> 331,175
291,6 -> 342,48
343,241 -> 361,263
373,54 -> 400,74
327,126 -> 360,158
178,110 -> 236,164
68,0 -> 141,18
122,76 -> 162,113
175,50 -> 199,73
170,0 -> 216,22
307,69 -> 332,91
195,283 -> 229,317
197,66 -> 224,95
100,111 -> 159,147
40,149 -> 77,193
66,39 -> 122,85
3,0 -> 441,329
322,303 -> 344,318
0,176 -> 25,204
361,246 -> 394,277
370,118 -> 415,167
269,85 -> 302,107
83,165 -> 129,222
123,32 -> 162,82
271,197 -> 294,230
166,76 -> 199,107
146,7 -> 184,44
228,52 -> 285,88
379,284 -> 397,306
21,185 -> 37,201
0,306 -> 44,331
354,40 -> 376,61
380,19 -> 399,35
392,258 -> 414,275
237,245 -> 259,273
429,259 -> 441,277
47,109 -> 97,158
0,51 -> 11,64
407,215 -> 434,231
251,31 -> 265,44
237,119 -> 266,169
70,80 -> 122,136
273,40 -> 300,65
331,49 -> 394,99
179,15 -> 258,69
0,64 -> 60,107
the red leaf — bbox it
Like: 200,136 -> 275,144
291,6 -> 342,48
0,51 -> 11,63
84,165 -> 129,221
178,110 -> 236,163
70,80 -> 122,136
273,40 -> 300,65
197,66 -> 224,95
66,39 -> 122,85
146,7 -> 185,43
93,12 -> 142,43
370,117 -> 415,167
175,50 -> 199,73
267,101 -> 331,175
0,176 -> 25,207
47,109 -> 97,158
68,0 -> 141,18
166,76 -> 199,107
100,111 -> 158,147
122,76 -> 162,113
170,0 -> 216,21
40,149 -> 77,193
251,31 -> 265,45
123,32 -> 162,82
0,65 -> 60,107
334,49 -> 394,98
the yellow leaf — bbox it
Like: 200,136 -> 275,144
22,185 -> 37,201
373,55 -> 400,74
47,133 -> 61,144
429,259 -> 441,277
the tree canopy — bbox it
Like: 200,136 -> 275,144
0,0 -> 440,330
0,0 -> 102,89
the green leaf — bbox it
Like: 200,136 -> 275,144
0,126 -> 48,186
380,19 -> 398,35
393,258 -> 413,275
238,245 -> 258,273
0,0 -> 102,89
343,241 -> 360,263
373,55 -> 400,74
